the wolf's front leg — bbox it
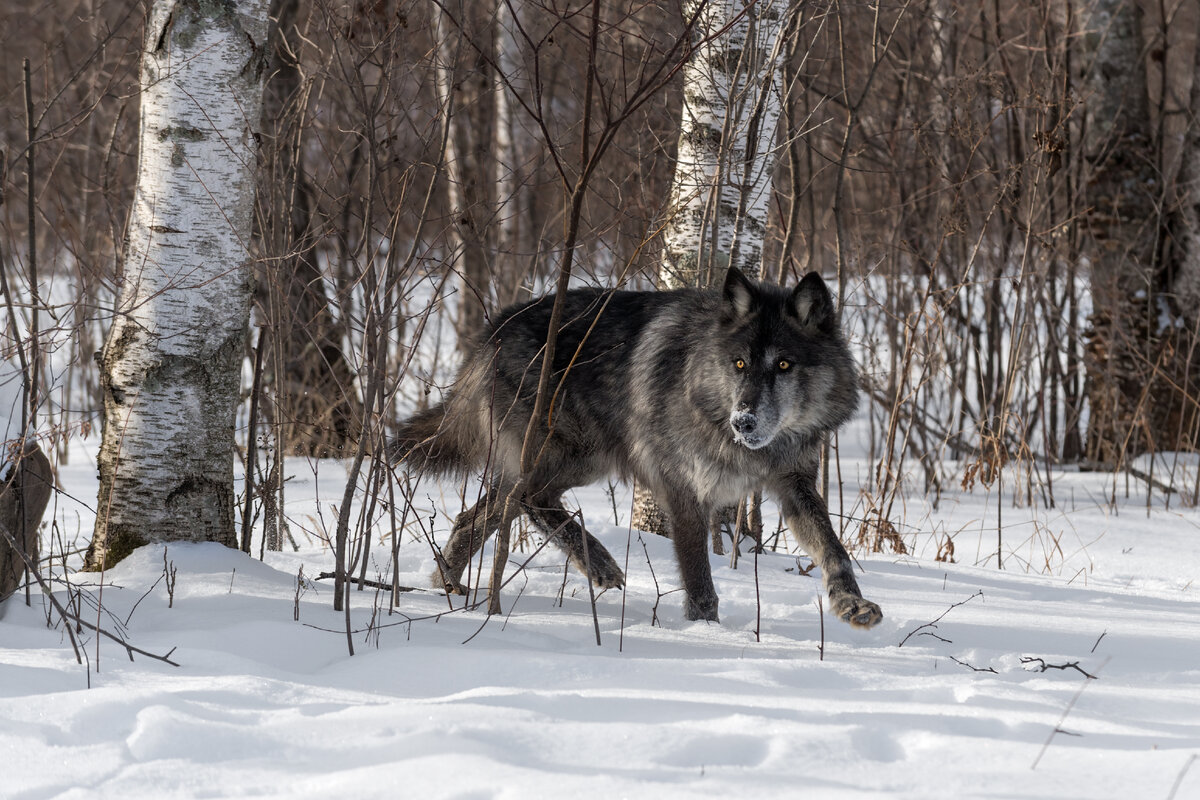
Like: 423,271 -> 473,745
776,473 -> 882,629
661,492 -> 720,622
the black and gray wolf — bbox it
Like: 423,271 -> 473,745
390,267 -> 882,628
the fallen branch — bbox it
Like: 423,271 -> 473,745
61,607 -> 179,667
1021,657 -> 1098,680
1031,656 -> 1110,770
949,654 -> 997,674
315,571 -> 426,594
2,521 -> 179,667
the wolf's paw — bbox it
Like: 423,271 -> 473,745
430,563 -> 467,596
586,550 -> 626,591
684,594 -> 720,622
830,593 -> 883,629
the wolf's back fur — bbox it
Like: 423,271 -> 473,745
392,268 -> 882,628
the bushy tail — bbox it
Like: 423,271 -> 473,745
388,401 -> 477,476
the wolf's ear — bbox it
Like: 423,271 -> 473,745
723,267 -> 757,319
789,272 -> 835,331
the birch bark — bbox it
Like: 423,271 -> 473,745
659,0 -> 788,289
87,0 -> 270,569
492,0 -> 523,292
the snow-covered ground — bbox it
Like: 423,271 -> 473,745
2,445 -> 1199,799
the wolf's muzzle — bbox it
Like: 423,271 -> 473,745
731,412 -> 759,437
730,411 -> 769,448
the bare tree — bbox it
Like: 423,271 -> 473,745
1081,0 -> 1200,467
257,0 -> 363,458
435,0 -> 494,349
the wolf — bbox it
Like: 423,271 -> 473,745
390,267 -> 882,628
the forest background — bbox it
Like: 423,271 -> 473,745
5,0 -> 1200,588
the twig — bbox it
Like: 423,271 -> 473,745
315,571 -> 425,593
0,520 -> 81,664
638,533 -> 669,627
575,508 -> 602,647
619,495 -> 635,653
816,595 -> 824,661
949,654 -> 997,674
123,570 -> 165,626
163,550 -> 177,608
898,590 -> 983,647
2,522 -> 177,668
1021,657 -> 1098,680
64,608 -> 180,667
753,539 -> 760,642
1031,656 -> 1109,769
242,326 -> 268,554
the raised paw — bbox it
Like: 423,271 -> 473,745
585,550 -> 626,591
830,593 -> 883,629
430,559 -> 468,596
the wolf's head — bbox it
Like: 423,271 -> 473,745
716,268 -> 859,450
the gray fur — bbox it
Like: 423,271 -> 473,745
391,267 -> 882,628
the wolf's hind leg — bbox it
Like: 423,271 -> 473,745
433,486 -> 520,595
776,474 -> 882,629
523,496 -> 625,590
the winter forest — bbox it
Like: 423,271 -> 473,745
3,1 -> 1200,797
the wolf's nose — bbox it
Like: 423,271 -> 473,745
731,413 -> 758,435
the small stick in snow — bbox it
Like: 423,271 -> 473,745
949,655 -> 997,674
816,595 -> 824,661
1020,657 -> 1098,680
1031,656 -> 1110,770
898,590 -> 984,647
315,571 -> 424,594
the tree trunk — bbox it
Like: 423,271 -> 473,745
632,0 -> 788,536
86,0 -> 270,570
258,0 -> 362,458
1082,0 -> 1200,464
435,1 -> 492,352
0,442 -> 52,604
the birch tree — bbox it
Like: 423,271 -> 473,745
658,0 -> 789,289
633,0 -> 790,535
492,0 -> 524,294
86,0 -> 271,570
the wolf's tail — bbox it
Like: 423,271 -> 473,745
388,401 -> 477,476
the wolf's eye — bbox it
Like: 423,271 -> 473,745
779,360 -> 791,371
735,359 -> 746,370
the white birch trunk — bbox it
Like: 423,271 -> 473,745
492,0 -> 522,290
661,0 -> 788,288
87,0 -> 270,569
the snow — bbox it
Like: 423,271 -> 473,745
3,448 -> 1200,799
